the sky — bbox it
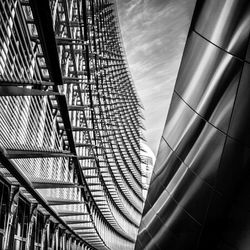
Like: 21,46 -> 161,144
116,0 -> 196,155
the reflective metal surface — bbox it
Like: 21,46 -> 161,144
194,0 -> 250,60
228,63 -> 250,146
175,32 -> 242,133
136,0 -> 250,249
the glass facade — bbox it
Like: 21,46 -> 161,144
0,0 -> 143,249
140,144 -> 154,200
135,0 -> 250,249
0,180 -> 8,247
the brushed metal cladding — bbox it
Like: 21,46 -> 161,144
197,137 -> 250,250
215,162 -> 250,250
163,93 -> 226,187
216,137 -> 250,196
174,32 -> 242,133
136,0 -> 250,249
138,187 -> 202,250
193,0 -> 250,60
228,62 -> 250,147
142,139 -> 182,215
166,162 -> 213,224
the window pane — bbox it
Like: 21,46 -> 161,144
22,202 -> 30,238
0,183 -> 5,229
0,185 -> 8,230
15,199 -> 24,237
35,212 -> 43,244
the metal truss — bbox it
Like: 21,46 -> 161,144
0,0 -> 143,249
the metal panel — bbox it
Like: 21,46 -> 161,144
228,62 -> 250,146
143,139 -> 182,216
175,32 -> 242,133
136,0 -> 250,249
193,0 -> 250,60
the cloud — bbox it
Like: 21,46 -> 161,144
117,0 -> 196,154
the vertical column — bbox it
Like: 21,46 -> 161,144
52,224 -> 59,250
66,233 -> 72,250
25,203 -> 38,250
61,229 -> 66,250
3,186 -> 19,250
41,216 -> 50,250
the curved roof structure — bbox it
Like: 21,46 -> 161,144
0,0 -> 143,249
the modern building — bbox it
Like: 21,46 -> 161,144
0,0 -> 143,249
136,0 -> 250,249
140,144 -> 155,200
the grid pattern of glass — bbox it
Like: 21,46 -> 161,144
0,0 -> 143,249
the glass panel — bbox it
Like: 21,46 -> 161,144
0,184 -> 8,230
49,222 -> 55,247
23,202 -> 30,238
15,200 -> 24,237
15,197 -> 30,249
35,212 -> 43,244
0,182 -> 4,229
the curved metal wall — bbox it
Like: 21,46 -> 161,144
135,0 -> 250,249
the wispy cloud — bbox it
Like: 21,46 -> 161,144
117,0 -> 196,154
